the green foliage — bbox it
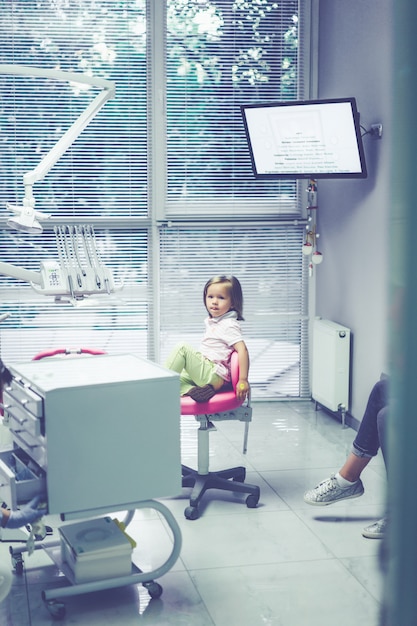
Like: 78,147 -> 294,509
0,0 -> 299,212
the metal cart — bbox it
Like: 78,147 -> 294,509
0,354 -> 182,619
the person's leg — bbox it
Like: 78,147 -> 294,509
164,343 -> 223,398
304,378 -> 388,506
361,405 -> 390,539
337,379 -> 389,483
377,405 -> 388,469
338,452 -> 372,482
352,377 -> 388,457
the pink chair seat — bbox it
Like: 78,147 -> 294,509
180,389 -> 241,415
180,350 -> 242,415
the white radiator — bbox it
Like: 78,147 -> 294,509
312,318 -> 351,413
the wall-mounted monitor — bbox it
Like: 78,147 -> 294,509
241,97 -> 367,179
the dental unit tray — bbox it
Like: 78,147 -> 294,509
0,224 -> 123,300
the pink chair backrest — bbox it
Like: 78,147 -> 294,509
230,350 -> 240,390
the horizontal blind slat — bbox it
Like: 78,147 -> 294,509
165,0 -> 301,217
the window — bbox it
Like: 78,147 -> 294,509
160,0 -> 311,398
160,225 -> 309,399
0,0 -> 149,360
0,1 -> 147,219
164,0 -> 302,218
0,1 -> 314,400
0,228 -> 149,361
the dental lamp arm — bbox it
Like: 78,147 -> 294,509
1,65 -> 115,232
0,261 -> 42,286
23,84 -> 114,189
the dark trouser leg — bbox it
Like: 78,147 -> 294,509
352,377 -> 389,458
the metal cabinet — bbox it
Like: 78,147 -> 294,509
1,354 -> 181,519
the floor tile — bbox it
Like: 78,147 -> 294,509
190,559 -> 381,626
177,509 -> 333,570
0,401 -> 385,625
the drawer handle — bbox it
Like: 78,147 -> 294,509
8,414 -> 28,426
20,399 -> 29,406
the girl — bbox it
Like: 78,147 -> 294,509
164,275 -> 250,403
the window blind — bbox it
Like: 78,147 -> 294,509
0,0 -> 147,219
165,0 -> 302,218
0,0 -> 314,399
159,225 -> 310,399
160,1 -> 311,400
0,228 -> 149,362
0,0 -> 150,361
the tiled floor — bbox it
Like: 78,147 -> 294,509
0,401 -> 386,625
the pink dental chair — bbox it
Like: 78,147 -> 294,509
180,351 -> 260,520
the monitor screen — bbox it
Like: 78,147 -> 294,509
241,97 -> 367,179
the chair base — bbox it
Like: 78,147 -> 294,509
181,464 -> 260,520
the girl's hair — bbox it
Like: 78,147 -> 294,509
203,275 -> 244,321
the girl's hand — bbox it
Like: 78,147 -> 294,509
236,379 -> 249,401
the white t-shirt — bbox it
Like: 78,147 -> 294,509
199,311 -> 243,381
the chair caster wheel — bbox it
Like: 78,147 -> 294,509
246,493 -> 259,508
45,600 -> 66,620
11,555 -> 24,576
184,505 -> 199,520
143,581 -> 163,598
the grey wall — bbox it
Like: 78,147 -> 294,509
316,0 -> 393,420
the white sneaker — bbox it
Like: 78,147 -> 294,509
304,474 -> 364,506
362,518 -> 387,539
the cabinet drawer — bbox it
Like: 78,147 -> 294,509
0,448 -> 47,509
11,431 -> 47,471
4,391 -> 43,437
4,380 -> 44,418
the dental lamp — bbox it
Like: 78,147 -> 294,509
0,66 -> 122,303
1,64 -> 115,234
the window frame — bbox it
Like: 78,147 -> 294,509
0,0 -> 318,400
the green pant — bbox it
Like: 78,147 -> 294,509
164,343 -> 224,396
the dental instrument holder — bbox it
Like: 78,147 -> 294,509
0,224 -> 122,300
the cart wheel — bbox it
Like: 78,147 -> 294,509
233,469 -> 246,482
11,555 -> 24,576
184,505 -> 199,520
143,581 -> 163,599
246,492 -> 259,508
45,600 -> 66,620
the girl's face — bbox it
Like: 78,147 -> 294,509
205,283 -> 232,318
